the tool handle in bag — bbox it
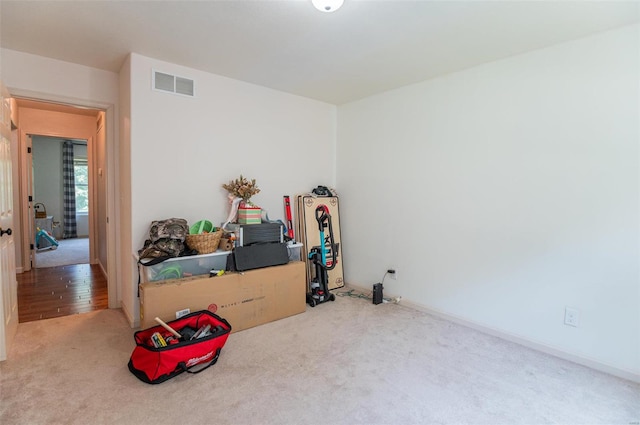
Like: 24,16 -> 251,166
154,316 -> 182,339
178,348 -> 221,374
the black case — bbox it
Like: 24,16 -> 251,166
238,223 -> 283,246
233,242 -> 289,271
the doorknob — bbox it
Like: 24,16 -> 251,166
0,228 -> 12,237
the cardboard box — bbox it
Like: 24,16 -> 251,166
139,261 -> 306,332
296,195 -> 344,290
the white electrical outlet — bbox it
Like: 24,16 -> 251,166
564,307 -> 580,327
389,268 -> 397,280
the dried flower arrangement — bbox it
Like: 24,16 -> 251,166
222,174 -> 260,204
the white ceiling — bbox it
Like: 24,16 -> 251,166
1,0 -> 638,105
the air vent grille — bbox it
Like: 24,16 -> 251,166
176,77 -> 194,96
153,70 -> 195,97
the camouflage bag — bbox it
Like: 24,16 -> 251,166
148,218 -> 188,243
138,238 -> 185,259
139,218 -> 189,260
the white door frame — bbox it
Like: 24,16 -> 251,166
9,88 -> 119,310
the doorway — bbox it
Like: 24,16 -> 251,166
13,98 -> 111,322
31,136 -> 90,269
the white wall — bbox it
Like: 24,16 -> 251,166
122,53 -> 337,325
0,49 -> 118,106
337,24 -> 639,378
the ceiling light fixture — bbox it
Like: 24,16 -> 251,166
312,0 -> 344,13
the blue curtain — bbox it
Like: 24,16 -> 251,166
62,140 -> 77,239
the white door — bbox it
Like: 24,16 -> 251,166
0,81 -> 18,360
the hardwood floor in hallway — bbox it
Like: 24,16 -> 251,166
17,263 -> 108,323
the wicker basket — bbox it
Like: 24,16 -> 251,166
185,230 -> 223,254
34,203 -> 47,219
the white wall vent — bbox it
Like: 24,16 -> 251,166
152,70 -> 195,97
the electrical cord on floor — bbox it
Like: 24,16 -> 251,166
336,272 -> 401,303
336,289 -> 372,300
337,273 -> 385,301
336,289 -> 402,304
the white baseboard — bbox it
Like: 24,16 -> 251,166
98,261 -> 107,278
16,266 -> 23,274
344,283 -> 639,383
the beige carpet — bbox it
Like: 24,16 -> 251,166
35,237 -> 89,268
0,294 -> 638,425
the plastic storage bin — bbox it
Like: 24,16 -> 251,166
287,242 -> 303,262
139,250 -> 232,283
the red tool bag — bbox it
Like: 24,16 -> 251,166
128,310 -> 232,384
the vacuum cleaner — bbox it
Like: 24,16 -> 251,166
306,204 -> 338,307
